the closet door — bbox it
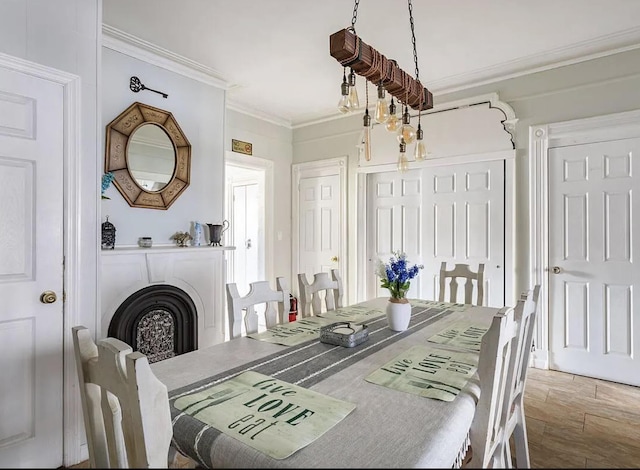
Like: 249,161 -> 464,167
366,159 -> 505,307
423,160 -> 505,307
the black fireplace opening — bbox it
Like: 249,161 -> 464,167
108,284 -> 198,363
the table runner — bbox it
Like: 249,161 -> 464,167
169,304 -> 453,467
173,371 -> 356,459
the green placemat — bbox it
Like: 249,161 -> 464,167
247,316 -> 336,346
317,304 -> 385,323
427,320 -> 489,352
408,298 -> 468,312
174,371 -> 356,459
365,345 -> 478,402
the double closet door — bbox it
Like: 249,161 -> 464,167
366,159 -> 506,307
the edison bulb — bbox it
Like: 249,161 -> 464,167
375,98 -> 389,123
363,126 -> 372,161
348,86 -> 360,109
397,152 -> 409,173
397,124 -> 416,144
347,69 -> 359,109
414,140 -> 427,161
385,113 -> 399,132
338,94 -> 351,114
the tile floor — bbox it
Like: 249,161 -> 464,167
67,367 -> 640,469
522,367 -> 640,468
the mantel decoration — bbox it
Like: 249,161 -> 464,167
376,251 -> 424,331
330,0 -> 432,172
170,231 -> 192,247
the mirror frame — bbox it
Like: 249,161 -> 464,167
105,102 -> 191,210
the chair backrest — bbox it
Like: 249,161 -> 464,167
226,277 -> 290,339
469,304 -> 517,468
501,285 -> 541,467
505,285 -> 541,411
297,269 -> 344,317
72,326 -> 172,468
438,262 -> 485,305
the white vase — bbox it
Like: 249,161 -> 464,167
386,299 -> 412,332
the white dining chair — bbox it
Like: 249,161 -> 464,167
438,262 -> 485,305
226,277 -> 290,339
297,269 -> 344,317
468,304 -> 517,468
71,325 -> 174,468
502,285 -> 541,468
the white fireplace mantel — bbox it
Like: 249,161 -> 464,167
100,245 -> 234,348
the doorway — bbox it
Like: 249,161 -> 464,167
224,152 -> 274,338
531,110 -> 640,385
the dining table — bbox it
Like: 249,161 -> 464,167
151,296 -> 502,468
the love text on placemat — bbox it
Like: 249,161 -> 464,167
365,345 -> 478,402
174,371 -> 355,459
427,320 -> 489,351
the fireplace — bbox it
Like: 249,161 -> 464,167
108,284 -> 197,363
101,245 -> 233,350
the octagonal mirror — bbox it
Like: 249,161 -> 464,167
105,102 -> 191,210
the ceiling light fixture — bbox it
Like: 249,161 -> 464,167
330,0 -> 432,170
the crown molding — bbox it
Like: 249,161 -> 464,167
102,24 -> 229,90
428,26 -> 640,96
102,23 -> 640,130
225,99 -> 292,129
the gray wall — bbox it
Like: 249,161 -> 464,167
101,47 -> 225,245
293,48 -> 640,298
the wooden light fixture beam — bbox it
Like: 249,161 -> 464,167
330,28 -> 433,111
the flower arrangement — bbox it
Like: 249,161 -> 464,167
375,251 -> 424,302
101,172 -> 115,200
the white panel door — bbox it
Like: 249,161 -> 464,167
298,174 -> 341,279
0,67 -> 64,466
366,160 -> 505,306
423,160 -> 505,306
549,138 -> 640,385
366,169 -> 424,299
232,183 -> 260,293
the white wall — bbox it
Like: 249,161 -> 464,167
0,0 -> 101,329
292,48 -> 640,300
225,109 -> 293,280
0,0 -> 101,466
101,48 -> 226,245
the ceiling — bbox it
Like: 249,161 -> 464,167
102,0 -> 640,128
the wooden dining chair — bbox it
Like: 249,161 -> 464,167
438,262 -> 485,305
468,304 -> 517,468
297,269 -> 344,317
226,277 -> 290,339
502,285 -> 541,468
71,325 -> 174,468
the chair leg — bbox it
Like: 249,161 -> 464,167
513,412 -> 531,469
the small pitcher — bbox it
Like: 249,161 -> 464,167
207,220 -> 229,246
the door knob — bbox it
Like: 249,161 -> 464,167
552,266 -> 562,274
331,256 -> 339,262
40,290 -> 57,304
246,238 -> 252,249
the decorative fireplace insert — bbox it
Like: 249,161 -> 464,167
108,284 -> 197,363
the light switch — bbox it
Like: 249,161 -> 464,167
277,231 -> 283,241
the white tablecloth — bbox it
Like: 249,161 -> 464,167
152,297 -> 499,468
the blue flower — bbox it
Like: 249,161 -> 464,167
374,251 -> 424,300
101,172 -> 115,199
